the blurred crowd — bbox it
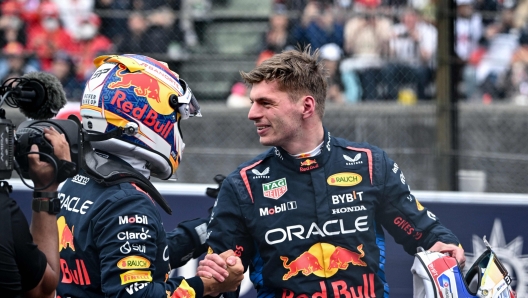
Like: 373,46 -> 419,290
0,0 -> 210,101
3,0 -> 528,104
251,0 -> 528,104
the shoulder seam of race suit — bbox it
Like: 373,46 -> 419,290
240,160 -> 264,203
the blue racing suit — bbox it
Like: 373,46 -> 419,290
206,129 -> 460,298
56,154 -> 205,298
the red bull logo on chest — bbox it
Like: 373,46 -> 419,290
281,243 -> 367,280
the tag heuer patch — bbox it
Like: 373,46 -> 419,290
262,178 -> 288,200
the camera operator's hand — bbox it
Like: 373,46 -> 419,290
28,127 -> 71,191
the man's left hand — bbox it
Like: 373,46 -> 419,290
428,241 -> 466,269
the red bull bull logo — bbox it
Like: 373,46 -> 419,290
281,243 -> 367,280
300,159 -> 317,167
57,216 -> 75,252
300,159 -> 319,172
108,64 -> 161,103
327,245 -> 367,270
281,252 -> 324,280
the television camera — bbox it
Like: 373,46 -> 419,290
0,72 -> 80,188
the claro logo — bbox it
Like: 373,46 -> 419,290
327,172 -> 362,186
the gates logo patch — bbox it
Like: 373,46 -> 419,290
262,178 -> 288,200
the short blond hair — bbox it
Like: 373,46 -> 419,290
240,45 -> 327,119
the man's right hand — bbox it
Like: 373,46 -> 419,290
198,250 -> 244,296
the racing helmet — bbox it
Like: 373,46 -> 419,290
412,238 -> 516,298
80,54 -> 201,180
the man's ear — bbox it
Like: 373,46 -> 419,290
301,96 -> 316,119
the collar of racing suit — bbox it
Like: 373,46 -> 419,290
82,146 -> 173,214
274,128 -> 333,173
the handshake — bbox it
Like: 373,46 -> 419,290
197,250 -> 245,296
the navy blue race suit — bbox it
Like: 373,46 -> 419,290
206,129 -> 460,298
56,155 -> 206,298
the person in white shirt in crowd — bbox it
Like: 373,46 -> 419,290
380,7 -> 437,101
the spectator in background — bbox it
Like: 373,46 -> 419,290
290,0 -> 344,51
472,6 -> 519,101
257,12 -> 293,66
0,41 -> 39,83
0,0 -> 27,49
26,1 -> 75,72
117,10 -> 177,55
341,0 -> 392,100
116,11 -> 148,54
49,51 -> 84,101
226,81 -> 251,108
147,6 -> 184,56
508,28 -> 528,104
95,0 -> 131,45
454,0 -> 483,99
320,43 -> 346,104
50,0 -> 94,41
70,12 -> 113,81
381,7 -> 437,100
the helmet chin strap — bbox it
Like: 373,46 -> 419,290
82,122 -> 138,142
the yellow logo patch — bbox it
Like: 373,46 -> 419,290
117,256 -> 151,270
327,173 -> 362,186
120,270 -> 152,285
416,199 -> 424,211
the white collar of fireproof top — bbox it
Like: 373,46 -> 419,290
113,153 -> 151,179
289,141 -> 324,159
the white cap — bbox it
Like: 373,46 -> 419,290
320,43 -> 342,61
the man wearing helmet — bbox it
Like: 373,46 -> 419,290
56,54 -> 243,297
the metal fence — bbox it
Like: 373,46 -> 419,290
3,0 -> 528,192
170,103 -> 528,193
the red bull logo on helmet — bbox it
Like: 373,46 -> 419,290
281,243 -> 367,280
103,55 -> 182,116
109,64 -> 161,103
108,90 -> 175,139
57,216 -> 75,252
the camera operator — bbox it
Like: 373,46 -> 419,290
0,126 -> 70,298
